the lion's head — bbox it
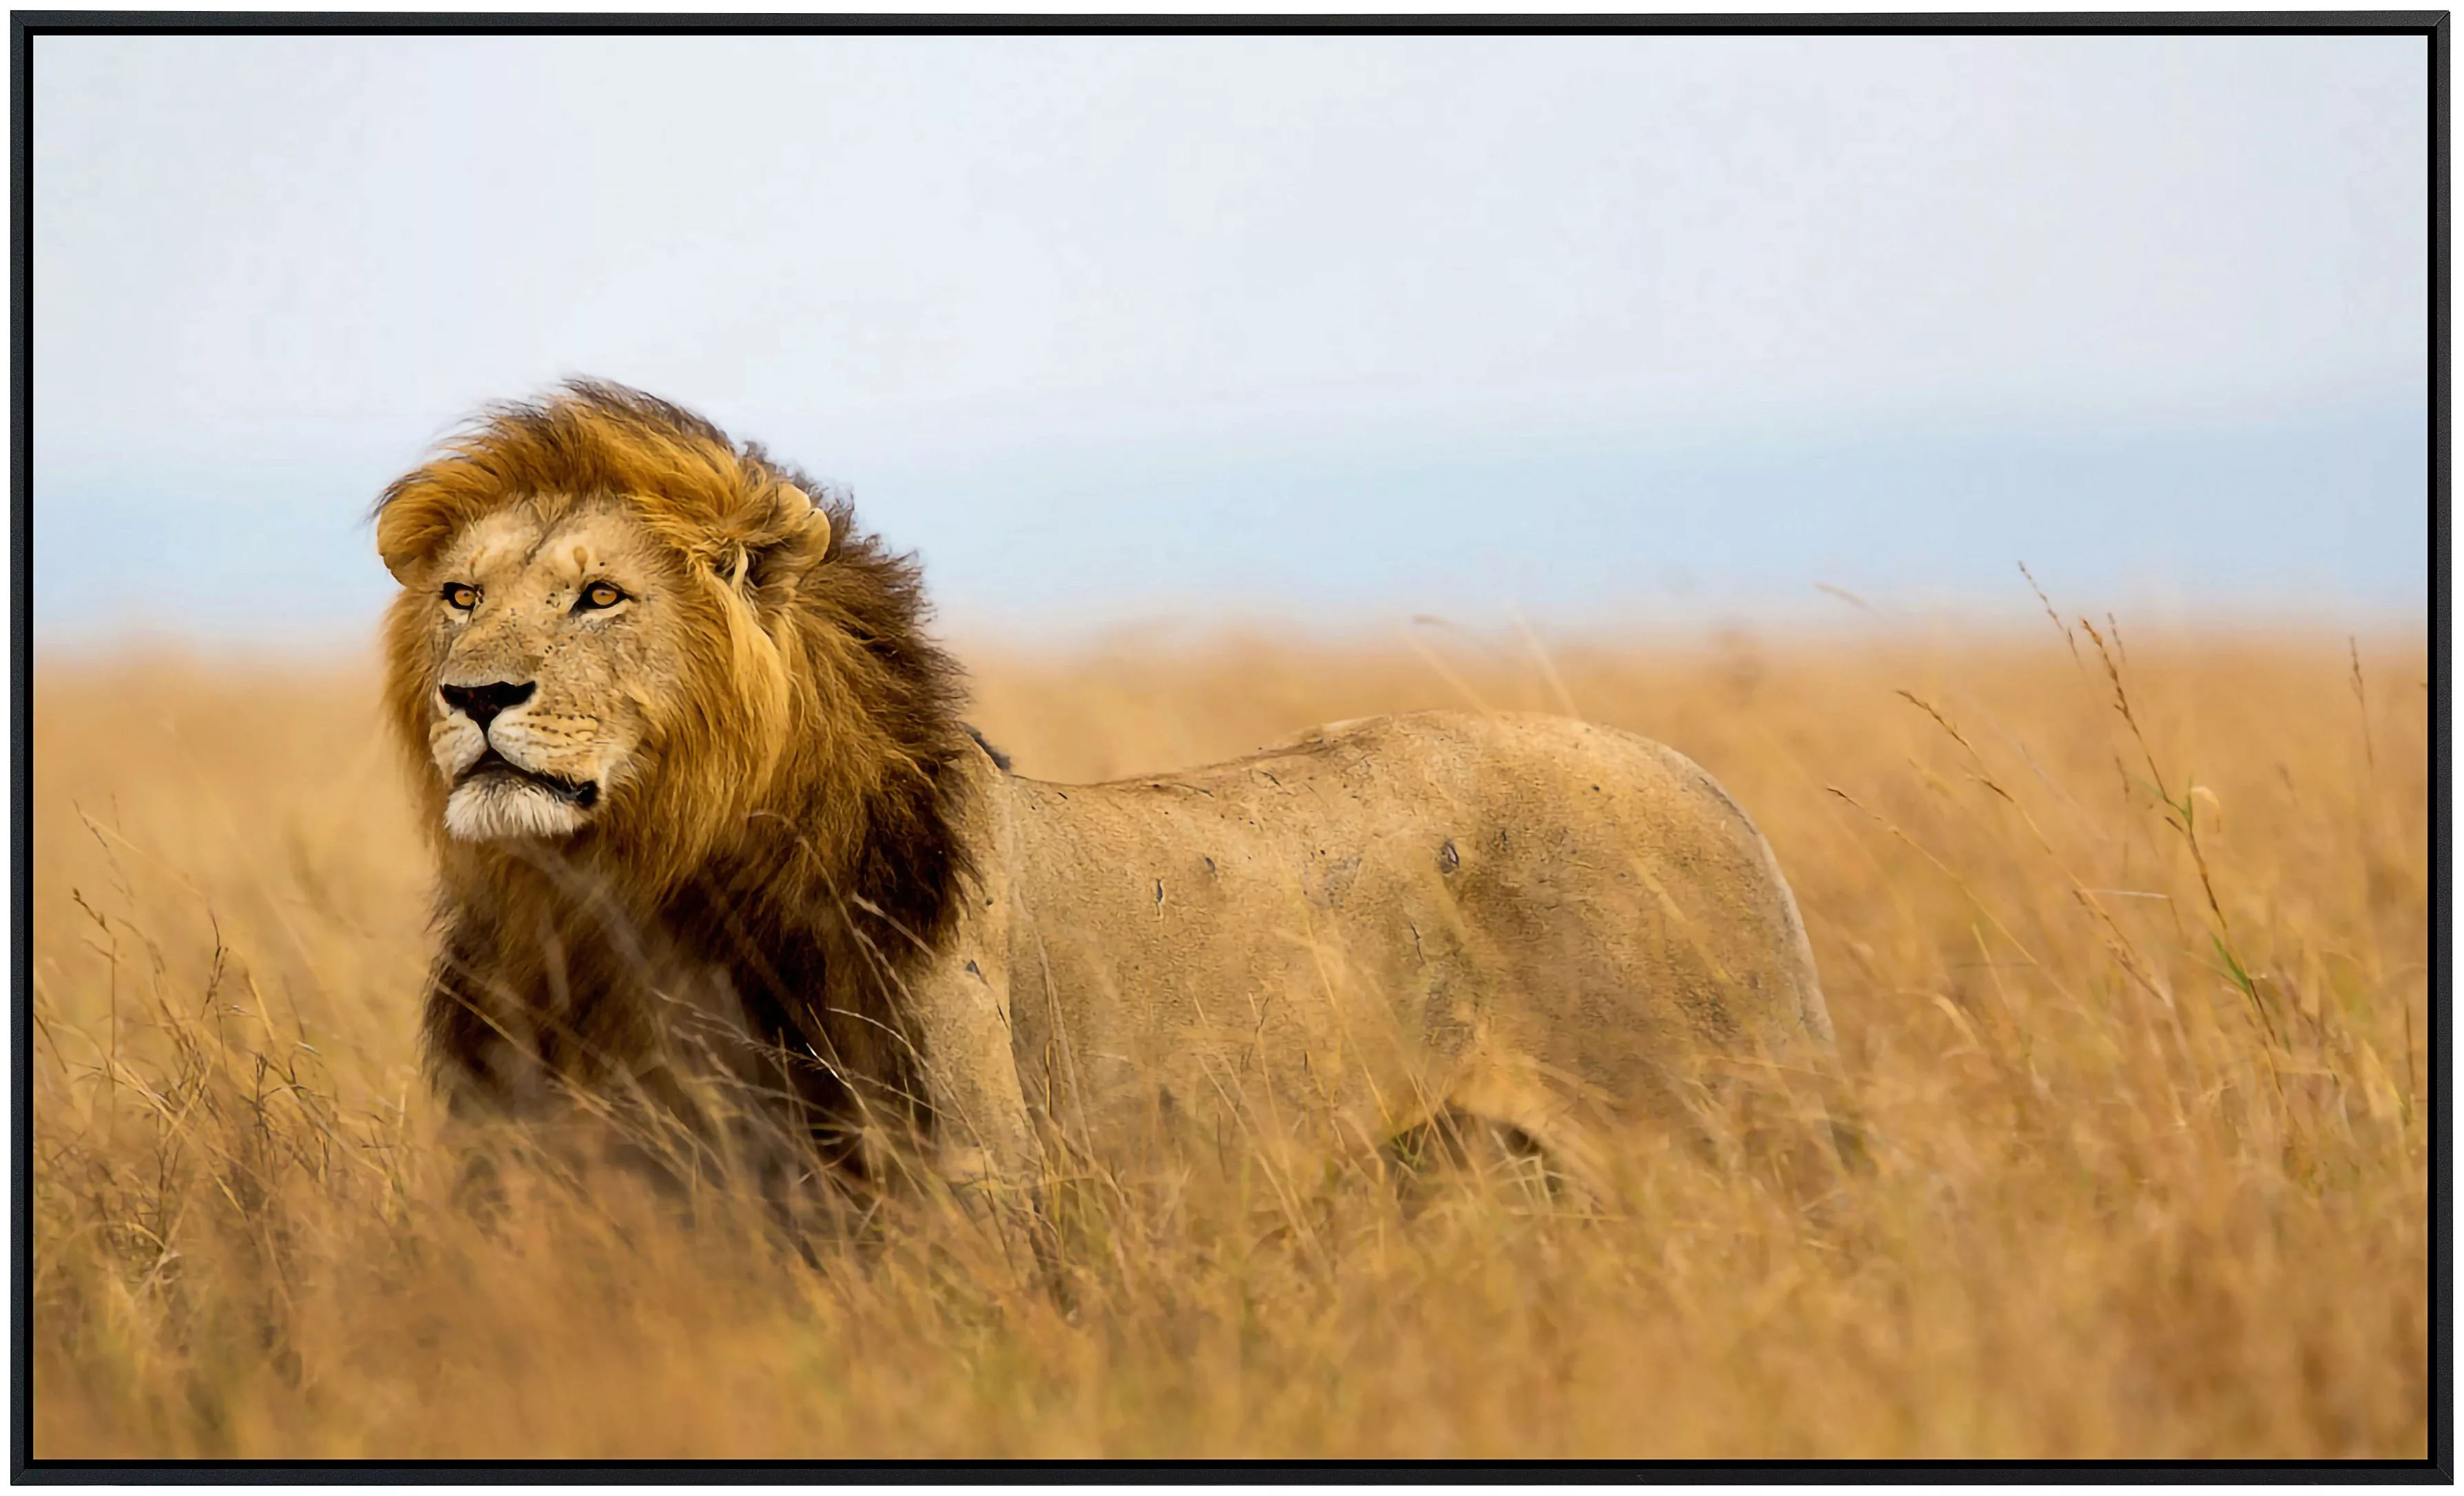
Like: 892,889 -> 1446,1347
374,382 -> 972,916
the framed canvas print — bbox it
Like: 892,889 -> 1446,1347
16,13 -> 2443,1477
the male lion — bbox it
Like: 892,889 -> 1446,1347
377,382 -> 1836,1216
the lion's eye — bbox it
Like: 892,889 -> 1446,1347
576,581 -> 628,612
442,583 -> 479,612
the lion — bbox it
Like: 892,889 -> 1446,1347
375,380 -> 1837,1218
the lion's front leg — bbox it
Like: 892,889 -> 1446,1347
906,938 -> 1041,1207
422,944 -> 532,1221
899,863 -> 1050,1281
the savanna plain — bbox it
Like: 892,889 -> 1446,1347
30,610 -> 2431,1459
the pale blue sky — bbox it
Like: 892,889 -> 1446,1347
33,33 -> 2430,648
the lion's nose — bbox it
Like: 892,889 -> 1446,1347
439,681 -> 536,730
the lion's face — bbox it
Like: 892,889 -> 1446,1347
405,502 -> 689,843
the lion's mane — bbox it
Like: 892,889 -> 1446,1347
375,382 -> 977,1152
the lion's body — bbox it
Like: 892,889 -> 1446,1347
960,710 -> 1829,1183
372,383 -> 1833,1212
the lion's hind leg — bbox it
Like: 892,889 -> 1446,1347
1384,1106 -> 1555,1203
1380,1080 -> 1611,1214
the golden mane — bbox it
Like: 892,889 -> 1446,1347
374,382 -> 977,1152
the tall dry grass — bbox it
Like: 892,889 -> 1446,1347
30,615 -> 2430,1459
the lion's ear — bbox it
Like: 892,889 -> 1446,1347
739,485 -> 833,606
375,502 -> 446,587
378,545 -> 422,588
782,488 -> 832,561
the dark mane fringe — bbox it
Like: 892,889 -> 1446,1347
379,380 -> 983,1173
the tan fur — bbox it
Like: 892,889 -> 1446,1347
376,382 -> 1835,1214
979,713 -> 1839,1198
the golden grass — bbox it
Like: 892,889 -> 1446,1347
30,617 -> 2430,1460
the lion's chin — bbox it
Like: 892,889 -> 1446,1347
443,776 -> 595,842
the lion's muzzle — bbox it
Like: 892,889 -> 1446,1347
433,681 -> 612,842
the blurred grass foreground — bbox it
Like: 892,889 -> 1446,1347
30,616 -> 2430,1459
